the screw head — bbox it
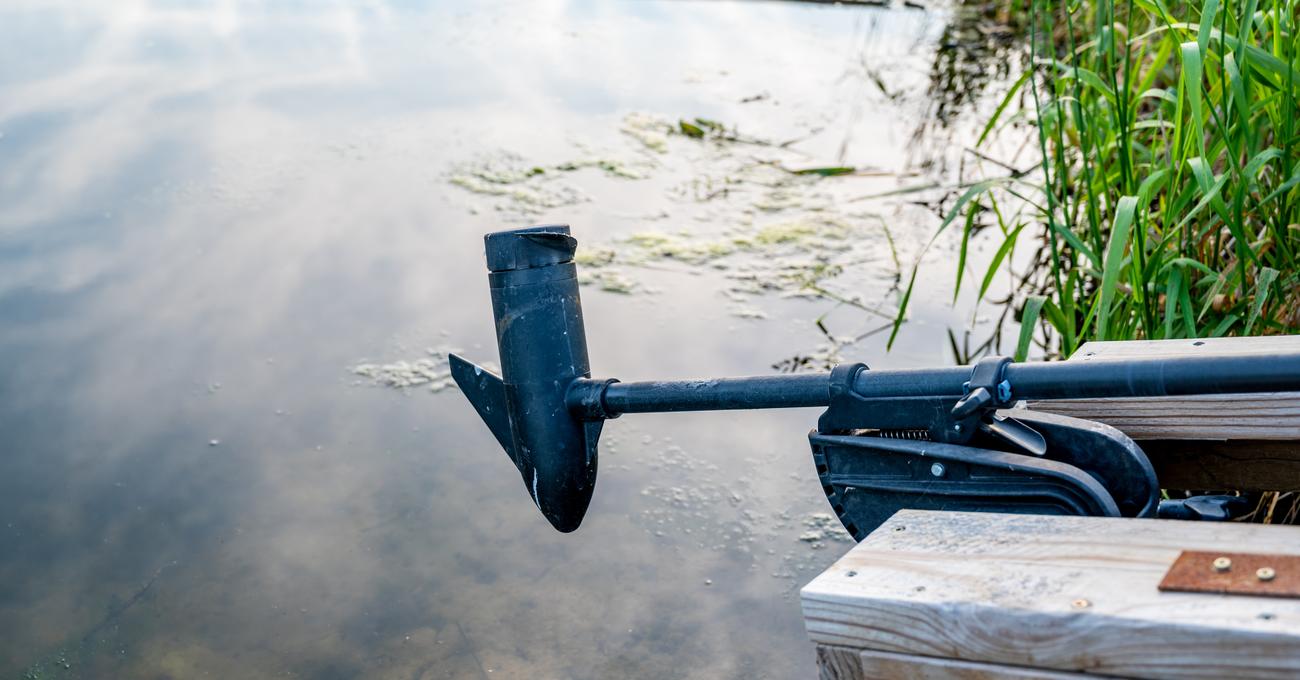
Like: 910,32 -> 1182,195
1213,556 -> 1232,572
1257,567 -> 1277,582
930,462 -> 946,478
1071,598 -> 1091,609
953,424 -> 963,433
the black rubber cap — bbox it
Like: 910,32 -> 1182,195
484,225 -> 577,272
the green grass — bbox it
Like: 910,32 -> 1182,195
894,0 -> 1300,360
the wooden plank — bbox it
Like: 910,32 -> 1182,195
801,510 -> 1300,679
817,646 -> 1116,679
1141,440 -> 1300,491
1024,394 -> 1300,440
1026,336 -> 1300,441
1068,336 -> 1300,359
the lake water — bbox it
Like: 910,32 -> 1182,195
0,1 -> 1024,678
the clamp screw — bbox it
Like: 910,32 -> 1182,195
1212,556 -> 1232,572
1257,567 -> 1277,582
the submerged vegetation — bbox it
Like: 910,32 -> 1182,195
448,112 -> 909,356
902,0 -> 1300,359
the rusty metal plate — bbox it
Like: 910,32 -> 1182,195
1159,550 -> 1300,598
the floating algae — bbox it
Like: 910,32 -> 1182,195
443,111 -> 903,338
619,112 -> 672,153
797,512 -> 853,549
448,168 -> 587,218
627,436 -> 855,592
578,267 -> 640,294
621,231 -> 742,265
621,111 -> 786,155
554,158 -> 647,180
447,151 -> 651,218
578,216 -> 865,303
349,347 -> 482,393
574,246 -> 619,267
633,441 -> 762,558
728,306 -> 768,320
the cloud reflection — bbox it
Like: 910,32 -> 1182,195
0,1 -> 1011,677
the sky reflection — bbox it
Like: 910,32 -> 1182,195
0,1 -> 1018,677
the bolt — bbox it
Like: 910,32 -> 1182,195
1213,556 -> 1232,572
1072,599 -> 1091,609
930,462 -> 946,478
1257,567 -> 1276,582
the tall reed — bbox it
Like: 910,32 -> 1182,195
895,0 -> 1300,359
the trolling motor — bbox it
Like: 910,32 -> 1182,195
451,225 -> 1300,536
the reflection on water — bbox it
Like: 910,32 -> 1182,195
0,1 -> 1017,678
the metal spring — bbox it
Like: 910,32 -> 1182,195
874,429 -> 931,441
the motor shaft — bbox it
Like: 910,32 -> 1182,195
572,351 -> 1300,419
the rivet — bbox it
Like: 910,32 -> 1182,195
1212,556 -> 1232,572
1257,567 -> 1276,582
1072,599 -> 1091,609
930,462 -> 946,478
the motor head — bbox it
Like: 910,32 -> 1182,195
449,225 -> 602,532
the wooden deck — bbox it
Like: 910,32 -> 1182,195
802,510 -> 1300,679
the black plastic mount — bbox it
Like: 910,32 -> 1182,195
812,409 -> 1160,539
818,356 -> 1017,444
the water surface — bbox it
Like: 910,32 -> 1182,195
0,2 -> 1021,677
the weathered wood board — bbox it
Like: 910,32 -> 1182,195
1024,336 -> 1300,490
818,646 -> 1118,679
1026,336 -> 1300,440
802,510 -> 1300,679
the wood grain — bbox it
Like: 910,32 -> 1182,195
802,510 -> 1300,679
817,646 -> 1116,679
1065,336 -> 1300,359
1025,393 -> 1300,440
1025,336 -> 1300,441
1140,439 -> 1300,491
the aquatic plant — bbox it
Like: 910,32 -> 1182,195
898,0 -> 1300,360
